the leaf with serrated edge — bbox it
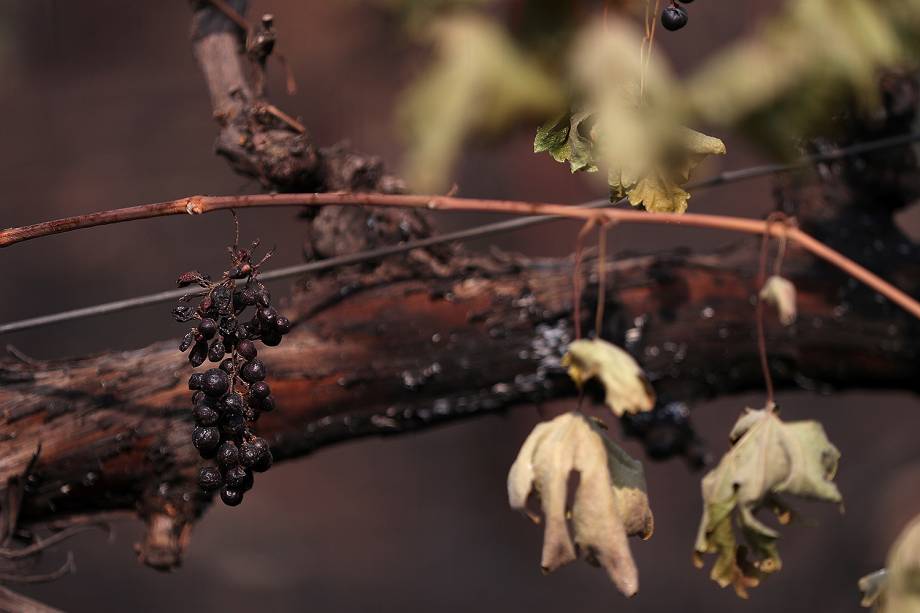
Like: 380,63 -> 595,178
534,113 -> 571,162
508,412 -> 653,596
760,275 -> 797,326
534,111 -> 598,173
562,339 -> 655,416
694,407 -> 842,598
400,14 -> 563,191
859,514 -> 920,612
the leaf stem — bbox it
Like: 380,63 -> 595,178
572,219 -> 597,340
595,222 -> 609,338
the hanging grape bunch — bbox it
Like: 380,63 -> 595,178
661,0 -> 692,31
172,226 -> 292,507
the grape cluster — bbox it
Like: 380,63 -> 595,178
661,0 -> 692,31
173,237 -> 292,506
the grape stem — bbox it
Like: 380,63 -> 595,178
2,191 -> 919,321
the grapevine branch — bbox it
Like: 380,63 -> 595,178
2,191 -> 919,320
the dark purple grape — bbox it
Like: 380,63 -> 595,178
275,316 -> 292,335
172,305 -> 195,322
239,442 -> 261,468
194,403 -> 220,426
188,373 -> 204,391
250,381 -> 271,399
251,437 -> 269,454
198,466 -> 222,491
220,413 -> 246,438
220,486 -> 244,506
251,395 -> 275,412
261,332 -> 282,347
189,340 -> 208,367
661,5 -> 688,30
222,392 -> 245,414
252,443 -> 272,473
224,466 -> 252,491
238,340 -> 258,361
257,307 -> 277,326
198,318 -> 218,339
179,330 -> 195,352
193,426 -> 221,455
201,368 -> 230,397
208,341 -> 226,363
240,287 -> 258,306
219,358 -> 235,374
212,286 -> 232,311
240,360 -> 266,383
218,317 -> 238,337
217,441 -> 240,469
257,288 -> 271,307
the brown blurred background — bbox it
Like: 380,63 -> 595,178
1,1 -> 918,611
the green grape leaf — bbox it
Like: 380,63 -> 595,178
534,111 -> 598,173
508,411 -> 654,596
534,113 -> 571,161
859,514 -> 920,612
694,407 -> 843,598
561,339 -> 655,416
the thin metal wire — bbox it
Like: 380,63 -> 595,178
1,130 -> 918,336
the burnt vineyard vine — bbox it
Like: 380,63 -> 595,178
172,229 -> 291,507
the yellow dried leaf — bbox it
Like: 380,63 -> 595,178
562,339 -> 655,416
626,174 -> 692,214
859,515 -> 920,612
859,569 -> 888,610
694,407 -> 843,598
562,19 -> 725,214
760,275 -> 797,326
686,0 -> 918,151
508,412 -> 654,596
400,13 -> 563,191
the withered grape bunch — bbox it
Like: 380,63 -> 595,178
172,233 -> 292,507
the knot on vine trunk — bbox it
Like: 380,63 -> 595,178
135,512 -> 193,571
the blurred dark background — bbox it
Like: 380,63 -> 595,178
1,1 -> 917,611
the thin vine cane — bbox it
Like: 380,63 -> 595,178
2,192 -> 919,321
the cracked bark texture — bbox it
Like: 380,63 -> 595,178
0,2 -> 918,575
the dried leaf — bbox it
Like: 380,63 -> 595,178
694,407 -> 843,598
760,275 -> 797,326
508,412 -> 654,596
562,339 -> 655,416
859,569 -> 889,610
400,13 -> 563,191
859,515 -> 920,612
534,111 -> 598,174
686,0 -> 919,151
548,18 -> 725,214
625,174 -> 692,215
